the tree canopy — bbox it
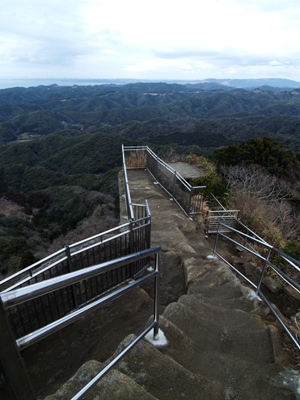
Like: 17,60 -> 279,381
213,136 -> 296,175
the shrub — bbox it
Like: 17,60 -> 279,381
20,250 -> 35,269
282,241 -> 300,261
227,191 -> 285,248
176,153 -> 228,200
125,150 -> 147,168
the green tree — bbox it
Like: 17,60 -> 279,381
20,250 -> 35,269
214,137 -> 296,175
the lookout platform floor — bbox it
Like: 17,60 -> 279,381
167,161 -> 203,179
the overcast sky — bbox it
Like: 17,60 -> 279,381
1,0 -> 300,81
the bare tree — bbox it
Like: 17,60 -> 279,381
221,164 -> 286,200
273,200 -> 300,241
222,164 -> 300,242
285,158 -> 300,192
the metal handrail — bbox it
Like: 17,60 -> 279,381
0,246 -> 161,400
146,147 -> 192,191
213,221 -> 300,350
233,218 -> 268,245
0,223 -> 129,290
0,217 -> 151,293
0,247 -> 66,289
2,248 -> 158,309
208,209 -> 240,214
0,147 -> 157,400
123,145 -> 206,217
0,145 -> 150,291
122,144 -> 135,220
71,320 -> 157,400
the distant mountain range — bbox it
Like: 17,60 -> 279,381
1,81 -> 300,151
0,77 -> 299,91
0,79 -> 300,276
198,78 -> 300,90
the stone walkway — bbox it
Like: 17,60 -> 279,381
45,169 -> 298,400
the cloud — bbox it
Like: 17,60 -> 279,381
269,60 -> 282,67
239,0 -> 300,12
1,0 -> 300,80
0,1 -> 93,68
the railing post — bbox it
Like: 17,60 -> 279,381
173,171 -> 177,199
154,152 -> 158,181
213,223 -> 220,254
188,187 -> 194,217
65,245 -> 78,309
153,251 -> 160,338
0,297 -> 35,400
145,200 -> 151,249
129,220 -> 135,277
256,247 -> 272,294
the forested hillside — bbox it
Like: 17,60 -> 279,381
0,131 -> 126,275
0,81 -> 300,276
1,82 -> 300,151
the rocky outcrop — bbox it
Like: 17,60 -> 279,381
45,258 -> 295,399
44,169 -> 298,399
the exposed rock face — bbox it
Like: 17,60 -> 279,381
21,288 -> 155,398
22,169 -> 299,399
44,359 -> 157,400
45,259 -> 295,399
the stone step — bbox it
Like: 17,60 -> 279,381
111,333 -> 224,400
188,277 -> 244,298
44,317 -> 294,400
162,297 -> 275,364
44,360 -> 158,400
184,257 -> 244,294
191,291 -> 261,313
159,302 -> 293,400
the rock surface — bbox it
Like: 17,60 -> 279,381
20,169 -> 299,399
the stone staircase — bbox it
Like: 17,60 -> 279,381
45,258 -> 294,399
44,169 -> 297,399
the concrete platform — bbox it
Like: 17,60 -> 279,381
167,162 -> 203,179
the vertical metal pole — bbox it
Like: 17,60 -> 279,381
145,200 -> 151,249
154,153 -> 158,181
0,298 -> 35,400
129,221 -> 135,277
65,245 -> 78,309
256,248 -> 272,294
129,220 -> 135,253
173,171 -> 176,199
188,187 -> 194,217
213,224 -> 220,254
153,252 -> 160,338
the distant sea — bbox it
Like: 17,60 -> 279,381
0,78 -> 140,90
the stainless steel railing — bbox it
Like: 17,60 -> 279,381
122,146 -> 243,236
0,211 -> 150,293
1,145 -> 151,295
213,221 -> 300,350
122,144 -> 135,220
0,216 -> 152,342
203,194 -> 239,234
0,246 -> 161,400
0,148 -> 156,399
122,145 -> 206,217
